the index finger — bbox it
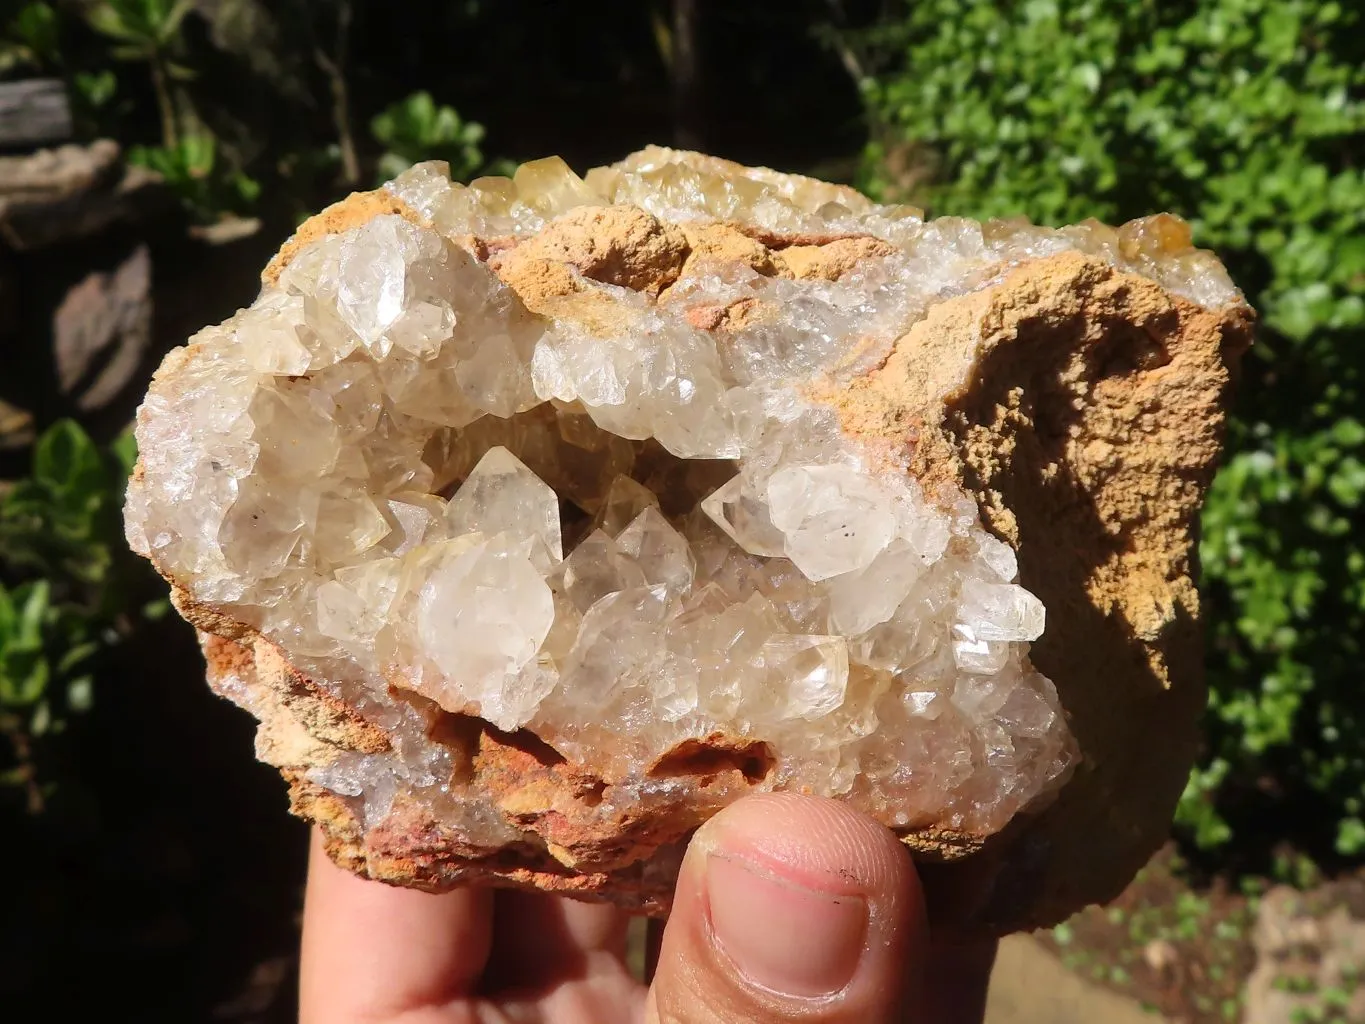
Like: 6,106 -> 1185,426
299,828 -> 494,1024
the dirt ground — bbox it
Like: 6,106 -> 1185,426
987,934 -> 1163,1024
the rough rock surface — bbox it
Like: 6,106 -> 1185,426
126,149 -> 1252,935
0,139 -> 164,250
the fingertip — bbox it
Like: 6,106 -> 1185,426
693,791 -> 924,916
650,793 -> 926,1023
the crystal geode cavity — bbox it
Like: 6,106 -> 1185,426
125,148 -> 1252,934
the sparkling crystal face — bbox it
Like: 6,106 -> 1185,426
126,149 -> 1241,841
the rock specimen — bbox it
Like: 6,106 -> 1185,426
124,148 -> 1252,934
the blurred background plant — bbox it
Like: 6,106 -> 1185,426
85,0 -> 195,148
1,0 -> 1360,1019
371,89 -> 502,184
0,422 -> 153,812
844,0 -> 1365,873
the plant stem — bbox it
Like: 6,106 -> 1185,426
671,0 -> 701,150
150,52 -> 179,150
822,0 -> 868,83
316,0 -> 360,187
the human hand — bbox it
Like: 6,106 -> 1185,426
300,792 -> 997,1023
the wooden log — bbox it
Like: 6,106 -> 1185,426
0,79 -> 73,148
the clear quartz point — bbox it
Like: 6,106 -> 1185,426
445,446 -> 563,571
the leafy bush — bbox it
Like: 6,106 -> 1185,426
0,422 -> 154,813
84,0 -> 195,147
128,133 -> 260,222
0,2 -> 60,74
853,0 -> 1365,857
371,90 -> 492,184
2,4 -> 514,221
1,3 -> 120,138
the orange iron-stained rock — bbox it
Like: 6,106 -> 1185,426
126,147 -> 1251,935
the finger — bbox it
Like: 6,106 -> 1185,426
300,828 -> 494,1024
645,918 -> 665,982
645,792 -> 926,1024
480,891 -> 644,1023
481,890 -> 632,990
921,939 -> 998,1024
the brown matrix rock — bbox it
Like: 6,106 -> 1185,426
125,148 -> 1252,935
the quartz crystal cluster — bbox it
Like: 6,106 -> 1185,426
126,148 -> 1251,928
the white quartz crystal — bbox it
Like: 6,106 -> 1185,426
444,446 -> 563,572
767,464 -> 898,580
412,535 -> 556,730
127,150 -> 1239,840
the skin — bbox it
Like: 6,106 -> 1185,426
301,792 -> 996,1024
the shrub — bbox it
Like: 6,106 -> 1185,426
128,133 -> 261,222
0,422 -> 155,813
852,0 -> 1365,858
371,90 -> 491,184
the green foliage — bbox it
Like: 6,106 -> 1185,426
72,67 -> 118,110
0,3 -> 123,133
0,2 -> 60,74
1272,849 -> 1324,889
855,0 -> 1365,859
129,133 -> 261,222
85,0 -> 195,148
4,4 -> 513,223
0,422 -> 145,812
1,421 -> 125,586
371,90 -> 488,184
84,0 -> 194,65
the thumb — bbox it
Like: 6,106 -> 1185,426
645,792 -> 927,1023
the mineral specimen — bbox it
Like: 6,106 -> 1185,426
125,147 -> 1252,934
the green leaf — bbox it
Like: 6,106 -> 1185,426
33,420 -> 105,504
110,430 -> 139,477
0,649 -> 49,706
371,91 -> 488,184
6,3 -> 60,70
86,6 -> 143,45
73,69 -> 118,110
1337,817 -> 1365,856
157,0 -> 195,44
14,581 -> 50,649
141,597 -> 172,621
56,641 -> 98,675
107,41 -> 151,61
1332,419 -> 1365,448
0,585 -> 13,644
182,133 -> 215,176
86,0 -> 194,63
232,171 -> 261,205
